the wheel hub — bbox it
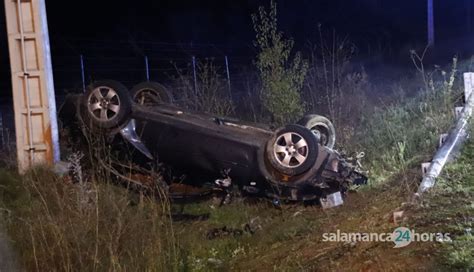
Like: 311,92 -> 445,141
100,99 -> 109,108
273,132 -> 309,168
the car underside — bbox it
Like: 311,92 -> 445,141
61,80 -> 367,204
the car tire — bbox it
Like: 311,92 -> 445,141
81,80 -> 131,129
297,114 -> 336,149
266,124 -> 319,176
131,81 -> 173,105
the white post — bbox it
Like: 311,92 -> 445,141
38,0 -> 60,163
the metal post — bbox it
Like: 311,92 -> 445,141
39,0 -> 60,163
427,0 -> 435,46
192,56 -> 198,108
225,56 -> 232,97
192,56 -> 198,95
80,55 -> 86,92
145,56 -> 150,81
0,112 -> 4,149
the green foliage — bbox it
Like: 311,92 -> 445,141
252,1 -> 308,125
409,123 -> 474,271
438,125 -> 474,270
444,235 -> 474,270
354,59 -> 460,185
175,200 -> 319,271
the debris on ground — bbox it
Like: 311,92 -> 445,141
171,213 -> 210,222
206,226 -> 245,240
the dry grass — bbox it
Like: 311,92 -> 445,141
0,168 -> 179,271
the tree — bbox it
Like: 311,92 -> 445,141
252,1 -> 308,125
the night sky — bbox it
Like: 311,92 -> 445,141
1,0 -> 474,96
41,0 -> 469,46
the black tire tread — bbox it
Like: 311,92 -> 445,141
297,114 -> 336,149
130,81 -> 173,104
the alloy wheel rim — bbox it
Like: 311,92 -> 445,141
87,86 -> 121,122
273,132 -> 309,168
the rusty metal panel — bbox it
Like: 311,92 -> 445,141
4,0 -> 59,173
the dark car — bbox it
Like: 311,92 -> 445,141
63,80 -> 366,202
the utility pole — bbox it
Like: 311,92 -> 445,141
427,0 -> 435,47
4,0 -> 60,173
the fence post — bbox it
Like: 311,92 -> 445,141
192,56 -> 198,108
0,112 -> 4,149
225,56 -> 232,97
80,54 -> 86,92
145,56 -> 150,81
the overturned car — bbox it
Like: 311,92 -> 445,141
62,80 -> 366,203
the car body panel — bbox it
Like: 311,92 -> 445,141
61,94 -> 367,202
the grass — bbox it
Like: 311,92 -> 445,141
0,168 -> 179,271
175,201 -> 322,271
355,84 -> 461,186
408,123 -> 474,270
0,169 -> 325,271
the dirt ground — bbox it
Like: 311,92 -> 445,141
234,187 -> 440,271
165,165 -> 449,271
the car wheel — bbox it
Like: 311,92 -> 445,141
266,124 -> 319,176
82,80 -> 131,129
297,114 -> 336,149
131,81 -> 173,106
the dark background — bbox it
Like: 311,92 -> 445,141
1,0 -> 473,98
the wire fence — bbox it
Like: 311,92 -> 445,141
0,37 -> 262,147
49,37 -> 258,97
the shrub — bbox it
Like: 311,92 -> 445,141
252,0 -> 308,125
304,26 -> 358,125
172,59 -> 234,117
